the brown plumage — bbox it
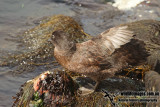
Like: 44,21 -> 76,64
51,26 -> 149,91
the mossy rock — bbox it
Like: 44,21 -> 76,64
13,69 -> 147,107
12,69 -> 79,107
0,15 -> 91,72
1,15 -> 160,106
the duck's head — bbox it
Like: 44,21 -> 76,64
50,30 -> 75,51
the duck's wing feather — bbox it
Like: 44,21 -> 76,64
73,26 -> 133,69
93,26 -> 134,55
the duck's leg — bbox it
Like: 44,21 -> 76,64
78,81 -> 99,95
78,80 -> 101,95
94,81 -> 100,92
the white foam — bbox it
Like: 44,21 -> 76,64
113,0 -> 145,10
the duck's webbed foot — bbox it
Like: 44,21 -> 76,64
78,87 -> 94,95
78,81 -> 100,95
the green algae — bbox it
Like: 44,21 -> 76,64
12,69 -> 79,107
12,80 -> 35,107
13,74 -> 147,107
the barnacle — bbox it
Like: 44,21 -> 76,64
12,69 -> 79,107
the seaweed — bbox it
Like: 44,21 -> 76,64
12,69 -> 79,107
8,17 -> 160,106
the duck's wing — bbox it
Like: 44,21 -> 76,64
73,26 -> 133,68
92,26 -> 134,55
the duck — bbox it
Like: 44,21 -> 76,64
50,26 -> 149,91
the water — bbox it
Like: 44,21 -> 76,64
0,0 -> 76,106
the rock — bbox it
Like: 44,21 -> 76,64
120,20 -> 160,73
145,71 -> 160,107
0,15 -> 91,73
11,17 -> 160,107
12,69 -> 79,107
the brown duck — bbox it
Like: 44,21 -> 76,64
51,26 -> 148,91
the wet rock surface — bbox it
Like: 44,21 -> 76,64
12,69 -> 79,107
145,71 -> 160,107
11,18 -> 160,106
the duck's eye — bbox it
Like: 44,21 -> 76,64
52,34 -> 55,39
